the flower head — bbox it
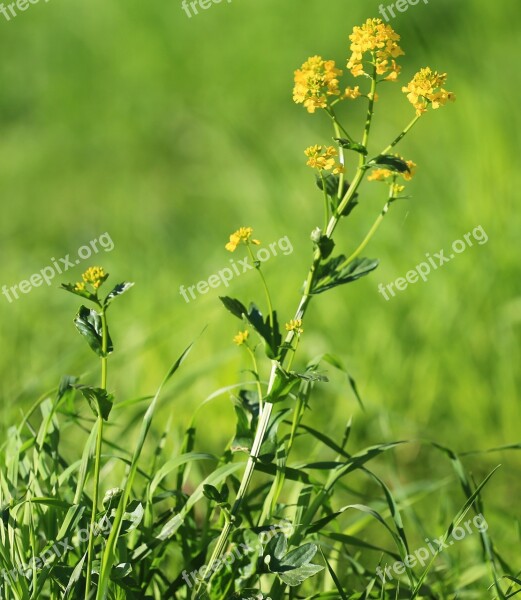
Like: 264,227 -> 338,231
368,157 -> 417,183
285,319 -> 304,335
304,145 -> 344,175
402,67 -> 455,115
233,330 -> 249,346
347,18 -> 404,80
225,227 -> 260,252
293,56 -> 342,113
82,266 -> 107,290
344,86 -> 361,100
74,282 -> 86,292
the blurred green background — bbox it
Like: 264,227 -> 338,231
1,0 -> 520,566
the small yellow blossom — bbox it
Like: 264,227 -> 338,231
391,183 -> 405,196
293,56 -> 342,113
233,330 -> 249,346
304,145 -> 344,175
368,158 -> 416,183
74,282 -> 86,292
285,319 -> 304,335
82,266 -> 106,290
344,86 -> 361,100
402,67 -> 455,116
225,227 -> 261,252
347,18 -> 404,80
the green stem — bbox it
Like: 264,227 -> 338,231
85,306 -> 108,600
246,345 -> 264,413
247,244 -> 274,332
380,114 -> 421,156
320,173 -> 330,231
362,59 -> 378,152
343,201 -> 391,266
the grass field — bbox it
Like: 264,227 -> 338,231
1,0 -> 520,597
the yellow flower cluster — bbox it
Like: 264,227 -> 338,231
304,145 -> 344,175
347,18 -> 404,80
225,227 -> 260,252
285,319 -> 304,335
293,56 -> 342,113
368,158 -> 417,183
402,67 -> 455,116
344,86 -> 361,100
77,266 -> 106,290
233,330 -> 249,346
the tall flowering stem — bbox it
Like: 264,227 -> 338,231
197,18 -> 455,598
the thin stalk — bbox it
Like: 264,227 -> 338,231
247,244 -> 274,332
246,345 -> 264,413
343,200 -> 390,266
331,120 -> 346,203
380,114 -> 421,155
85,306 -> 108,600
361,59 -> 378,152
320,173 -> 330,231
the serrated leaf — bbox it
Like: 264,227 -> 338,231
316,235 -> 335,259
278,562 -> 324,586
61,283 -> 98,302
370,154 -> 410,173
312,256 -> 379,294
247,304 -> 282,358
316,172 -> 349,198
334,138 -> 368,155
219,296 -> 248,319
119,500 -> 144,536
264,533 -> 288,562
74,305 -> 113,356
111,563 -> 132,581
79,386 -> 114,421
104,282 -> 134,306
202,484 -> 223,503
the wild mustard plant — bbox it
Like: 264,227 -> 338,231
62,268 -> 134,599
195,16 -> 456,598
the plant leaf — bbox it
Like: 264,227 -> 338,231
74,305 -> 113,356
104,282 -> 134,307
79,386 -> 114,421
312,257 -> 379,294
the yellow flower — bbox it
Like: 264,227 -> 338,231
391,183 -> 405,196
344,86 -> 361,100
285,319 -> 304,335
293,56 -> 342,113
367,157 -> 416,183
82,266 -> 106,290
74,282 -> 86,292
347,18 -> 404,80
233,330 -> 249,346
304,145 -> 344,174
402,67 -> 455,116
225,227 -> 260,252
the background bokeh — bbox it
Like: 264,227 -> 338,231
1,0 -> 520,568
